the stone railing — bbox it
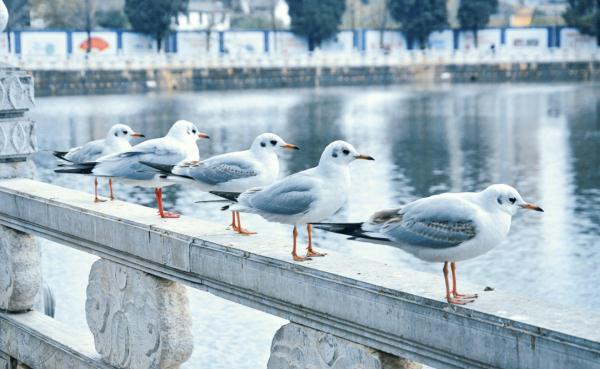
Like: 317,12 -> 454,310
1,179 -> 600,369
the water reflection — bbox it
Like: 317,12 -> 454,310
29,84 -> 600,368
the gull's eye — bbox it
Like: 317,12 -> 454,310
192,129 -> 197,134
270,140 -> 277,146
342,149 -> 350,155
509,197 -> 516,204
261,142 -> 266,147
122,130 -> 128,135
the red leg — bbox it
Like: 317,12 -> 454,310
444,262 -> 474,305
156,188 -> 179,218
306,224 -> 326,257
292,226 -> 310,262
235,211 -> 256,235
451,262 -> 478,300
109,178 -> 115,201
94,177 -> 106,203
229,211 -> 238,230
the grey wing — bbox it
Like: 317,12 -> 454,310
188,157 -> 260,185
244,175 -> 316,216
379,205 -> 477,249
94,140 -> 187,180
65,140 -> 105,163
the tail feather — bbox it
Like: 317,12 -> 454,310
312,222 -> 388,242
140,161 -> 194,180
53,151 -> 70,162
54,162 -> 96,174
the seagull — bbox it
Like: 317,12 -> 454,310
141,133 -> 299,234
210,140 -> 374,261
313,184 -> 544,304
54,124 -> 144,202
55,120 -> 209,218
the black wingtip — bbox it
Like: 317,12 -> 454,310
139,161 -> 175,173
210,191 -> 241,203
54,161 -> 96,174
52,151 -> 70,161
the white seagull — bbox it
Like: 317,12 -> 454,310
314,184 -> 544,304
211,140 -> 374,261
53,123 -> 144,202
56,120 -> 209,218
142,133 -> 299,234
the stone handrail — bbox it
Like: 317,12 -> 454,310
0,178 -> 599,369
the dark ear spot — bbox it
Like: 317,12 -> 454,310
260,142 -> 266,147
114,132 -> 119,137
497,197 -> 503,205
332,151 -> 338,158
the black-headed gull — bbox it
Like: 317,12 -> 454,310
211,140 -> 374,261
142,133 -> 299,234
53,124 -> 144,202
314,184 -> 544,304
56,120 -> 209,218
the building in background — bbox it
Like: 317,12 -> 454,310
176,0 -> 231,31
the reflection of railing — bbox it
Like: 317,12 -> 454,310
1,48 -> 598,71
2,179 -> 600,369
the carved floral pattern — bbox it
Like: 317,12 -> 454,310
85,259 -> 193,369
268,324 -> 422,369
0,120 -> 36,157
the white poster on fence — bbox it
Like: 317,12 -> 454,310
505,28 -> 547,48
428,30 -> 453,50
269,31 -> 307,55
364,30 -> 406,53
560,28 -> 597,49
71,32 -> 118,55
20,32 -> 67,57
459,29 -> 501,50
224,31 -> 265,54
321,31 -> 354,54
121,32 -> 157,54
177,31 -> 220,55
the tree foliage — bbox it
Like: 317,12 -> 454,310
563,0 -> 599,45
388,0 -> 448,49
287,0 -> 346,50
124,0 -> 189,51
96,9 -> 130,29
457,0 -> 498,48
31,0 -> 91,29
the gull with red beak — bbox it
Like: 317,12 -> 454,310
142,133 -> 299,234
56,120 -> 209,218
54,123 -> 144,202
314,184 -> 544,305
210,140 -> 374,261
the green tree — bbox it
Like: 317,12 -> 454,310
31,0 -> 91,29
4,0 -> 30,52
388,0 -> 448,49
457,0 -> 498,48
96,9 -> 130,29
124,0 -> 189,51
563,0 -> 599,45
287,0 -> 346,51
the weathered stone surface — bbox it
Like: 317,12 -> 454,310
268,323 -> 421,369
0,119 -> 36,159
0,160 -> 35,179
85,259 -> 193,369
0,225 -> 41,312
0,71 -> 34,111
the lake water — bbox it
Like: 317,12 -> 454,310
30,83 -> 599,368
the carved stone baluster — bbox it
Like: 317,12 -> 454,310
85,259 -> 193,369
268,323 -> 423,369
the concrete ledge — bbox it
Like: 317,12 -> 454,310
0,179 -> 599,369
0,311 -> 112,369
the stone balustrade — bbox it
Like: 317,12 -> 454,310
0,179 -> 599,369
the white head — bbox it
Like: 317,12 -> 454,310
250,133 -> 299,155
481,184 -> 544,216
106,124 -> 144,142
318,140 -> 374,167
166,120 -> 210,143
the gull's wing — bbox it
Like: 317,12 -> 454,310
62,139 -> 105,163
240,173 -> 316,216
93,138 -> 189,180
179,151 -> 261,186
373,195 -> 478,248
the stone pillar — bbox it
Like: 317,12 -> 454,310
268,323 -> 422,369
0,11 -> 40,314
85,259 -> 193,369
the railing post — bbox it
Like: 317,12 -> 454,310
268,323 -> 422,369
85,259 -> 193,369
0,0 -> 39,316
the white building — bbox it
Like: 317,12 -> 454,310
176,0 -> 231,31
